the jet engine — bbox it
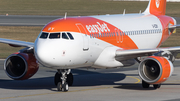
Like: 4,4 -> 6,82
138,56 -> 173,84
4,52 -> 39,80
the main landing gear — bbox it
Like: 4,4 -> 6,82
54,69 -> 73,92
142,80 -> 161,89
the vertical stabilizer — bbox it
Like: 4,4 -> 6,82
143,0 -> 166,15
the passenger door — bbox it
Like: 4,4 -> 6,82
76,23 -> 89,51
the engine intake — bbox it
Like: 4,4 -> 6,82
4,52 -> 39,80
138,56 -> 173,84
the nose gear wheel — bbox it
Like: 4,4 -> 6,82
54,69 -> 73,92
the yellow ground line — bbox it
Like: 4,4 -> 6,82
0,76 -> 141,100
126,76 -> 141,84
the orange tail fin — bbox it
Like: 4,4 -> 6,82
143,0 -> 166,15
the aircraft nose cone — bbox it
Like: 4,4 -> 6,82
34,39 -> 64,67
35,43 -> 51,67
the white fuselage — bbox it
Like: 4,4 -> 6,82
34,13 -> 174,69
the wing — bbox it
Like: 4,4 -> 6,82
115,46 -> 180,61
0,38 -> 34,47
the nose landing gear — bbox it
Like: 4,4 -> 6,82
54,69 -> 73,92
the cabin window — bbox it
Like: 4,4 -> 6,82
116,32 -> 118,36
101,33 -> 103,37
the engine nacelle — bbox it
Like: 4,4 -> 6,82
138,56 -> 173,84
4,52 -> 39,80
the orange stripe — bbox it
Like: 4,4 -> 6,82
42,17 -> 138,49
156,15 -> 175,47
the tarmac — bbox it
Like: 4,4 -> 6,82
0,59 -> 180,101
0,15 -> 62,26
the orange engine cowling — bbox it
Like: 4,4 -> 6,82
138,56 -> 173,84
4,52 -> 39,80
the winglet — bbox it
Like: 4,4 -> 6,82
143,0 -> 166,15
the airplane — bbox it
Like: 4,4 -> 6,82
0,0 -> 180,92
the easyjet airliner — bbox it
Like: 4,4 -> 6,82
0,0 -> 180,91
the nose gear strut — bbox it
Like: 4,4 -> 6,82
55,69 -> 73,92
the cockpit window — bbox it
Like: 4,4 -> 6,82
49,33 -> 61,39
40,32 -> 74,40
67,32 -> 74,40
40,32 -> 49,39
62,32 -> 69,39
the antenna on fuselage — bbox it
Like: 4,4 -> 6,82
123,9 -> 126,15
139,10 -> 141,14
64,12 -> 67,20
